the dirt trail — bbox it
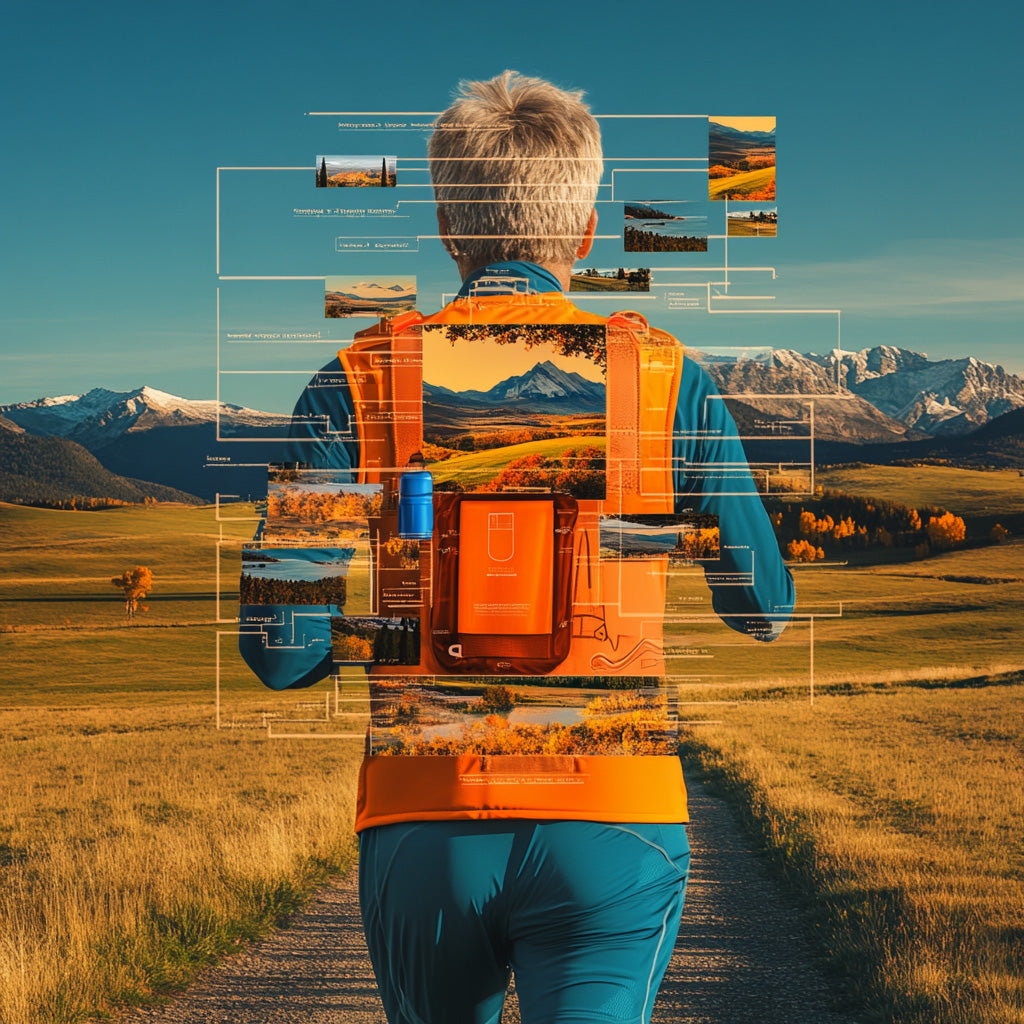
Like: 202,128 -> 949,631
121,781 -> 860,1024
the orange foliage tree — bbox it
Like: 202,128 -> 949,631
110,566 -> 153,620
926,512 -> 966,550
335,634 -> 373,661
786,540 -> 824,563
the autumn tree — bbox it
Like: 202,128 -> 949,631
335,634 -> 373,661
786,540 -> 824,563
436,323 -> 607,369
926,512 -> 966,550
111,566 -> 153,620
990,523 -> 1010,543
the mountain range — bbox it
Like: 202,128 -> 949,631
344,281 -> 414,297
424,359 -> 606,414
708,121 -> 776,164
327,281 -> 415,303
2,345 -> 1021,502
0,387 -> 285,501
699,345 -> 1024,443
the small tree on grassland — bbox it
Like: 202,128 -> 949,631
111,566 -> 153,621
926,512 -> 966,550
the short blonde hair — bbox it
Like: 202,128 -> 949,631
428,70 -> 603,268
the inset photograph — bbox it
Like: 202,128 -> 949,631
708,117 -> 776,201
421,323 -> 607,498
316,155 -> 396,188
331,615 -> 420,666
624,203 -> 708,252
265,473 -> 382,544
367,678 -> 675,757
726,204 -> 778,237
240,547 -> 354,606
570,267 -> 651,292
599,513 -> 720,561
325,276 -> 416,318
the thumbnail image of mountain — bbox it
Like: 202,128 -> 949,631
708,116 -> 776,201
315,155 -> 396,188
421,324 -> 607,497
325,277 -> 416,318
727,204 -> 777,237
570,267 -> 651,292
624,203 -> 708,252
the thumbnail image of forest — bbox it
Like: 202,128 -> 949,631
331,616 -> 420,666
368,678 -> 675,756
421,324 -> 607,498
570,267 -> 651,292
708,118 -> 776,201
264,475 -> 382,543
315,155 -> 396,187
624,204 -> 707,252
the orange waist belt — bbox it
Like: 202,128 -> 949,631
354,754 -> 688,832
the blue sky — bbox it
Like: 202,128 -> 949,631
1,0 -> 1021,407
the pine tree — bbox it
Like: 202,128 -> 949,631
317,157 -> 327,187
380,156 -> 387,187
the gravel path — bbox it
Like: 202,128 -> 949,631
120,781 -> 859,1024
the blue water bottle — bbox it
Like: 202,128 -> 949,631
398,453 -> 433,539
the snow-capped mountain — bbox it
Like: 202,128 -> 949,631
425,360 -> 605,413
488,360 -> 604,406
700,345 -> 1024,440
1,386 -> 279,450
817,350 -> 1024,435
703,348 -> 919,442
0,387 -> 286,500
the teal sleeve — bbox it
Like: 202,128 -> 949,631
240,358 -> 359,690
672,358 -> 795,641
281,356 -> 360,470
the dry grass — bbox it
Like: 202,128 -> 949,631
0,706 -> 361,1024
679,683 -> 1024,1024
0,503 -> 362,1023
2,484 -> 1020,1022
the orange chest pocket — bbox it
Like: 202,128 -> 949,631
431,492 -> 577,674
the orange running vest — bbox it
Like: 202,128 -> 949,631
338,292 -> 689,831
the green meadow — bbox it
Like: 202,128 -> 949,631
427,434 -> 605,487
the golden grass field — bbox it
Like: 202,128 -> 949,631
427,434 -> 605,487
0,503 -> 363,1023
678,684 -> 1024,1024
1,460 -> 1021,1023
708,164 -> 775,200
726,217 -> 777,237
